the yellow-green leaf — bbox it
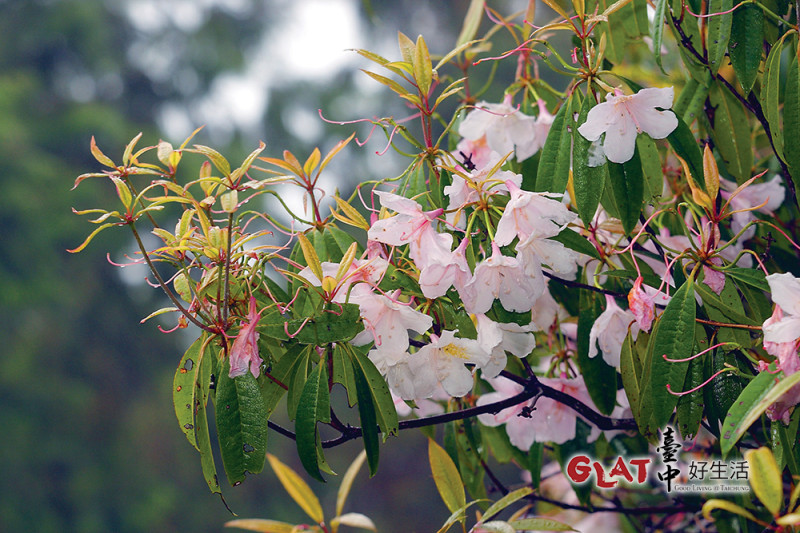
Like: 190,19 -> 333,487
336,450 -> 367,516
224,519 -> 296,532
266,454 -> 324,524
456,0 -> 484,47
745,446 -> 783,516
90,136 -> 116,168
702,499 -> 758,522
297,233 -> 323,281
777,513 -> 800,526
414,35 -> 433,97
428,438 -> 466,515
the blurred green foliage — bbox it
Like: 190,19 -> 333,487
0,0 -> 486,531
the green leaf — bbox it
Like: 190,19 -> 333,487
456,0 -> 485,47
576,289 -> 617,415
785,55 -> 800,200
295,362 -> 331,482
708,82 -> 752,183
196,351 -> 221,495
647,277 -> 696,427
535,97 -> 573,194
635,134 -> 665,205
676,327 -> 707,440
548,229 -> 601,261
725,267 -> 769,291
651,0 -> 668,72
703,276 -> 751,348
572,95 -> 607,227
215,359 -> 269,485
673,75 -> 711,124
347,345 -> 399,439
352,357 -> 380,476
193,144 -> 231,177
721,365 -> 800,455
428,438 -> 466,515
605,147 -> 644,235
413,35 -> 432,97
620,330 -> 643,419
266,453 -> 324,524
706,0 -> 733,74
761,32 -> 790,162
729,4 -> 763,94
173,337 -> 206,451
667,115 -> 705,191
745,447 -> 783,516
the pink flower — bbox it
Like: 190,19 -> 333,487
458,96 -> 539,161
627,276 -> 655,332
495,179 -> 577,245
368,190 -> 453,271
229,297 -> 264,378
475,313 -> 537,378
351,289 -> 433,353
720,175 -> 785,240
460,242 -> 545,314
577,87 -> 678,164
388,331 -> 490,399
444,153 -> 521,229
589,295 -> 638,368
477,375 -> 599,448
418,237 -> 471,298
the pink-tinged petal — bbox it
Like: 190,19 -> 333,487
374,190 -> 423,216
577,101 -> 619,141
601,114 -> 639,163
767,273 -> 800,317
367,215 -> 415,246
229,297 -> 263,378
627,277 -> 655,332
630,106 -> 678,139
764,314 -> 800,345
702,265 -> 726,295
628,86 -> 675,110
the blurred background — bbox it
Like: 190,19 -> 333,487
0,0 -> 524,531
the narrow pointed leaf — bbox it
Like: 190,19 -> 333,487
535,98 -> 573,193
709,82 -> 752,183
348,345 -> 398,438
667,115 -> 705,190
295,362 -> 330,482
785,56 -> 800,199
352,358 -> 380,476
706,0 -> 733,74
173,337 -> 206,450
508,518 -> 577,531
745,446 -> 783,516
414,35 -> 433,97
651,0 -> 669,72
428,438 -> 466,515
647,277 -> 696,427
215,359 -> 269,485
721,365 -> 800,455
336,451 -> 367,516
729,4 -> 763,93
481,487 -> 533,522
457,0 -> 485,47
266,453 -> 324,524
702,499 -> 758,522
761,32 -> 790,161
606,147 -> 644,234
572,96 -> 607,226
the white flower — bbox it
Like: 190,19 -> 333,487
495,179 -> 577,245
351,290 -> 433,353
388,330 -> 490,399
763,273 -> 800,347
460,242 -> 545,314
475,314 -> 537,378
458,98 -> 539,161
589,295 -> 638,368
720,175 -> 785,240
577,87 -> 678,164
